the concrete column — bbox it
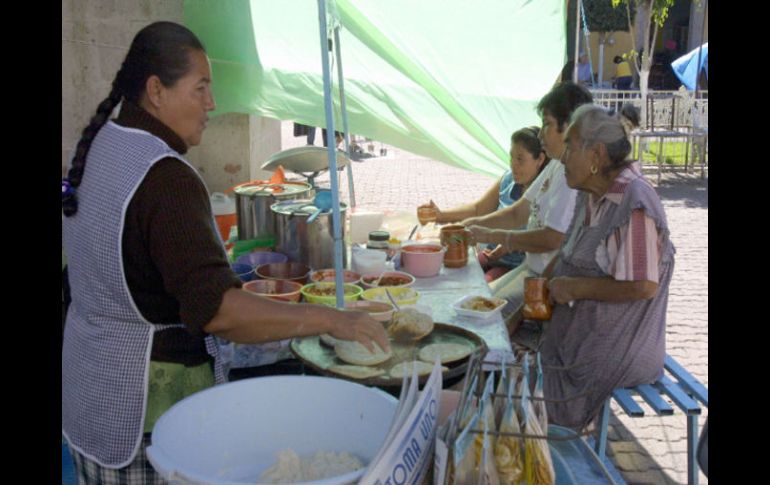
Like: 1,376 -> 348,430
61,0 -> 279,195
248,115 -> 282,182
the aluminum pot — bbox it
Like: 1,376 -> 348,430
271,199 -> 348,270
234,181 -> 314,240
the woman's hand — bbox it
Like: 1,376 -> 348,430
328,311 -> 391,354
547,276 -> 578,305
484,244 -> 507,261
466,225 -> 501,245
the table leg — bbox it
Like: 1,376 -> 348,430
688,414 -> 699,485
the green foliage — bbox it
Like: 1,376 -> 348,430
584,0 -> 635,33
610,0 -> 675,28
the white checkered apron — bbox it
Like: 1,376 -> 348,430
62,122 -> 227,471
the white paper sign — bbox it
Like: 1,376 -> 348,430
360,360 -> 443,485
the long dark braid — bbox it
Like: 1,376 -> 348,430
61,78 -> 123,217
62,21 -> 205,217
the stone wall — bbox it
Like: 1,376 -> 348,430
61,0 -> 280,192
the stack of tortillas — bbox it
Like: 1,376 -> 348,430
334,340 -> 392,366
418,343 -> 472,364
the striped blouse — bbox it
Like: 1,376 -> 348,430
587,165 -> 662,283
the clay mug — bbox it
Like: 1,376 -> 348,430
439,224 -> 475,268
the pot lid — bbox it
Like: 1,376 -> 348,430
234,181 -> 312,197
260,146 -> 351,174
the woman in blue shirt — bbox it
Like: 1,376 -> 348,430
418,127 -> 549,282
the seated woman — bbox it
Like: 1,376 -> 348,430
417,127 -> 549,282
540,104 -> 675,430
465,82 -> 592,348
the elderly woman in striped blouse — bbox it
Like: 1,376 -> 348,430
540,104 -> 676,430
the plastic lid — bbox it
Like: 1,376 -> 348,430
210,192 -> 235,216
368,231 -> 390,242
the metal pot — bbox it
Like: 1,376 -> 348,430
234,181 -> 314,240
271,199 -> 348,270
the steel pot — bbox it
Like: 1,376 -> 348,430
271,199 -> 348,270
234,181 -> 313,240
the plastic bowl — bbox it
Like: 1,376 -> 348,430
255,262 -> 312,284
343,301 -> 395,322
361,286 -> 420,306
301,282 -> 363,306
235,251 -> 288,269
231,263 -> 255,282
360,271 -> 415,289
400,243 -> 446,278
146,376 -> 398,484
310,269 -> 362,286
242,279 -> 303,302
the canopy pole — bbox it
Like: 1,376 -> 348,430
333,25 -> 357,208
317,0 -> 346,308
694,0 -> 707,98
573,0 -> 581,83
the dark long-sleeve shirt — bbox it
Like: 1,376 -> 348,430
116,102 -> 242,365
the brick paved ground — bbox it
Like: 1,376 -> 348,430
281,125 -> 708,484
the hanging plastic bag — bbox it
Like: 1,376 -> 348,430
473,373 -> 500,485
534,353 -> 549,434
451,411 -> 480,484
493,354 -> 511,428
494,367 -> 525,484
521,385 -> 556,485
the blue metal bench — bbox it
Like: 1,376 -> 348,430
595,354 -> 708,485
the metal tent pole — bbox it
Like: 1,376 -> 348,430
333,25 -> 357,208
316,0 -> 346,308
573,0 -> 581,83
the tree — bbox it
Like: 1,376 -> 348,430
611,0 -> 676,126
583,0 -> 636,86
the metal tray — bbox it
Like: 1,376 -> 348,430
290,323 -> 487,388
260,146 -> 351,174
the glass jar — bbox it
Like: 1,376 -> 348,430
367,230 -> 390,251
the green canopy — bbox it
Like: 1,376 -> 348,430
185,0 -> 566,177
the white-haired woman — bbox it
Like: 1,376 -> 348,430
540,104 -> 675,430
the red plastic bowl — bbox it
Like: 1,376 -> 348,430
242,279 -> 303,302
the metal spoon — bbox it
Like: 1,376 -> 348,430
384,288 -> 401,312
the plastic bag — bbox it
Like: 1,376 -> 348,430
534,353 -> 549,434
521,385 -> 555,485
493,355 -> 511,428
494,367 -> 525,484
473,373 -> 501,485
451,411 -> 480,484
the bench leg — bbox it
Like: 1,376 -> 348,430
688,414 -> 699,485
595,398 -> 611,459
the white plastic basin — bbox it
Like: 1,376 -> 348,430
147,375 -> 398,484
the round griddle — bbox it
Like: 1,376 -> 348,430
290,323 -> 487,388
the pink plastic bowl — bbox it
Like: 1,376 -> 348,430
242,279 -> 303,302
400,244 -> 446,278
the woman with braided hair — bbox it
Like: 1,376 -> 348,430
61,22 -> 388,483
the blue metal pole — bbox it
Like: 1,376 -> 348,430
333,25 -> 356,208
316,0 -> 345,308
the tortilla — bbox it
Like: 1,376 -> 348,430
328,365 -> 386,380
334,340 -> 392,366
389,361 -> 448,379
388,308 -> 434,341
418,343 -> 473,364
320,334 -> 338,347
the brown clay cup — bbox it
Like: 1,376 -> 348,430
439,224 -> 475,268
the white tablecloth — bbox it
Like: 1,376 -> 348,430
403,248 -> 514,367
